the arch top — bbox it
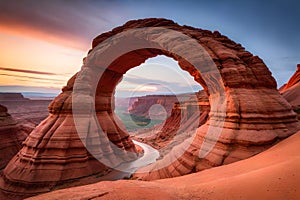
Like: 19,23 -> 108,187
85,18 -> 277,92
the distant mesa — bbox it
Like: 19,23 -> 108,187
0,18 -> 299,199
0,93 -> 29,101
128,94 -> 185,120
132,90 -> 210,155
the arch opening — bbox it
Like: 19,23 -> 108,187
114,55 -> 204,130
72,24 -> 228,173
1,19 -> 299,196
93,49 -> 211,154
112,55 -> 209,154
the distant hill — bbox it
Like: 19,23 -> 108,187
22,92 -> 58,100
0,93 -> 29,101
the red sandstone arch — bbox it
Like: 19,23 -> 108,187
1,18 -> 299,198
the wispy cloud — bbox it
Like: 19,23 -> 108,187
116,73 -> 202,98
15,78 -> 65,85
0,67 -> 58,75
0,85 -> 61,93
0,73 -> 64,82
0,1 -> 128,49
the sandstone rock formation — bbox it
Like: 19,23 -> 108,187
27,130 -> 300,200
0,93 -> 29,101
134,90 -> 210,153
90,18 -> 300,180
0,83 -> 138,197
0,104 -> 29,170
280,65 -> 300,119
1,18 -> 300,198
128,95 -> 178,120
280,64 -> 300,93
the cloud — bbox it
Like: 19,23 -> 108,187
0,85 -> 61,93
14,78 -> 65,86
116,73 -> 202,98
0,73 -> 65,82
0,67 -> 58,75
0,1 -> 128,49
135,85 -> 158,92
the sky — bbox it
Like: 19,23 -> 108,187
0,0 -> 299,97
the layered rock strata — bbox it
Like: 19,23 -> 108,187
280,65 -> 300,119
0,105 -> 29,170
0,79 -> 138,197
128,95 -> 178,120
280,64 -> 300,93
134,90 -> 210,152
1,18 -> 300,197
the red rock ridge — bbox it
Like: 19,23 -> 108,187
0,105 -> 29,170
128,95 -> 178,120
280,64 -> 300,93
26,130 -> 300,200
1,18 -> 300,198
134,90 -> 210,152
280,65 -> 300,120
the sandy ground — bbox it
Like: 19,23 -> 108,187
28,130 -> 300,200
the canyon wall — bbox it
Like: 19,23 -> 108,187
128,95 -> 179,120
281,64 -> 300,119
0,105 -> 30,170
1,18 -> 300,198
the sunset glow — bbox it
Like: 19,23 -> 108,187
0,1 -> 299,96
0,31 -> 85,89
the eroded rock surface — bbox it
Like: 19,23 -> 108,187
0,104 -> 29,170
0,83 -> 137,198
128,95 -> 178,120
1,18 -> 300,198
280,64 -> 300,93
27,131 -> 300,200
281,64 -> 300,119
133,90 -> 210,154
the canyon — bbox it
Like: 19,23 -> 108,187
0,18 -> 299,199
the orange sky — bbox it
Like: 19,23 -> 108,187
1,1 -> 298,96
0,26 -> 87,90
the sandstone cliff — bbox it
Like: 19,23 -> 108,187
0,93 -> 29,101
0,104 -> 30,170
128,95 -> 178,120
133,90 -> 210,156
280,64 -> 300,119
280,64 -> 300,93
27,130 -> 300,200
1,18 -> 299,198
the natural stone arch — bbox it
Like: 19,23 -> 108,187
1,18 -> 299,198
76,18 -> 300,179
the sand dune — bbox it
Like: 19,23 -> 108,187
28,130 -> 300,200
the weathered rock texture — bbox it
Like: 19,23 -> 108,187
128,95 -> 178,120
280,64 -> 300,93
281,65 -> 300,119
0,105 -> 29,170
27,130 -> 300,200
0,80 -> 137,196
1,18 -> 300,197
155,91 -> 209,144
82,18 -> 300,180
134,90 -> 210,152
